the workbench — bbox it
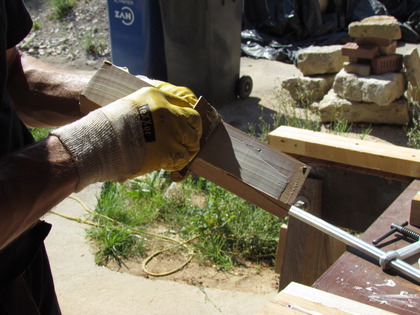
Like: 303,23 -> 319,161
313,179 -> 420,315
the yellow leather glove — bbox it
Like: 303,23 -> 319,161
52,87 -> 202,191
138,76 -> 198,107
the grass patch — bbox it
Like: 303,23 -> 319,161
49,0 -> 77,20
406,102 -> 420,149
88,172 -> 283,270
82,30 -> 108,57
29,127 -> 54,141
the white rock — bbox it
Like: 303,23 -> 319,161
348,15 -> 401,40
297,45 -> 348,76
333,69 -> 406,106
403,48 -> 420,88
318,90 -> 409,125
282,75 -> 335,104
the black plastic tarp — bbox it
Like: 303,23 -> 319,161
242,0 -> 420,63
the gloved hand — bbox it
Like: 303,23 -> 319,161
52,86 -> 202,192
138,76 -> 198,106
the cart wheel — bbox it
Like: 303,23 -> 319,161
236,75 -> 253,99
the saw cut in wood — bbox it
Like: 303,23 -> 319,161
79,61 -> 310,218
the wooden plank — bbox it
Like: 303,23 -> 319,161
268,126 -> 420,178
259,282 -> 396,314
410,192 -> 420,227
278,282 -> 396,315
279,178 -> 346,290
80,62 -> 310,218
313,180 -> 420,315
274,224 -> 288,274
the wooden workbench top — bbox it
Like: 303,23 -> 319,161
313,180 -> 420,315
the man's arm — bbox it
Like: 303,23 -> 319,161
6,47 -> 92,127
0,135 -> 78,249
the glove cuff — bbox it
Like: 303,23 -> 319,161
52,110 -> 125,191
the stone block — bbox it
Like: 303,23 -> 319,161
333,69 -> 406,105
318,90 -> 409,125
282,75 -> 335,103
348,16 -> 401,40
403,48 -> 420,88
343,62 -> 371,76
297,45 -> 348,76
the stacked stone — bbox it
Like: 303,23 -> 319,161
282,45 -> 348,104
318,16 -> 409,125
281,16 -> 412,125
342,16 -> 402,76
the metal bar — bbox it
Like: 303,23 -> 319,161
372,221 -> 408,245
393,240 -> 420,261
289,206 -> 420,284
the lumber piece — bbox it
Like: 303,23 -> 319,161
274,224 -> 288,274
258,282 -> 396,315
411,192 -> 420,227
268,126 -> 420,178
80,62 -> 310,218
279,178 -> 346,290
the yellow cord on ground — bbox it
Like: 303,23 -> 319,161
141,235 -> 199,277
51,194 -> 198,276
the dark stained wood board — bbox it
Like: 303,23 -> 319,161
80,61 -> 310,218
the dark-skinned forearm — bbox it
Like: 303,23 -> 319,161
0,135 -> 79,249
6,49 -> 93,127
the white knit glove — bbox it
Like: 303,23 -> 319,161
52,87 -> 202,191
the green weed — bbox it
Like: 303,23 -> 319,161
89,172 -> 283,270
29,128 -> 54,141
82,30 -> 107,57
49,0 -> 76,20
406,102 -> 420,149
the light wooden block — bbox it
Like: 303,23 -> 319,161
410,192 -> 420,227
268,126 -> 420,178
258,282 -> 397,315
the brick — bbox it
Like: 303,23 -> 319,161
342,42 -> 378,59
371,54 -> 403,75
343,62 -> 371,76
356,37 -> 392,46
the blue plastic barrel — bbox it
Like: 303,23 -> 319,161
106,0 -> 167,79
